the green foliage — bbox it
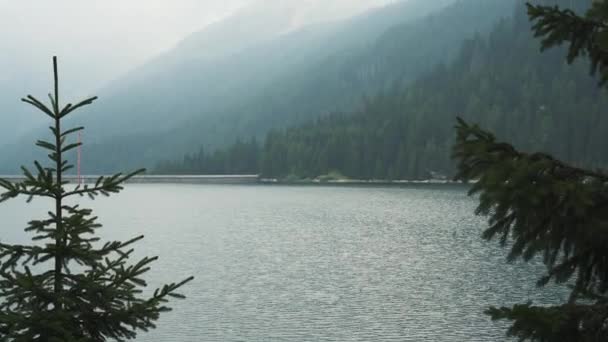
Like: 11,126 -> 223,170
453,1 -> 608,340
0,57 -> 192,341
454,118 -> 608,341
454,118 -> 608,284
528,1 -> 608,85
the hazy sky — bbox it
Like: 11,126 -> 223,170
0,0 -> 394,92
0,0 -> 252,86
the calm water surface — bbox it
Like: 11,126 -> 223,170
0,184 -> 565,341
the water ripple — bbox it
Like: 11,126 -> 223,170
0,184 -> 567,341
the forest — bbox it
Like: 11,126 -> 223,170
157,0 -> 608,180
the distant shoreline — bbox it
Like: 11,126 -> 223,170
258,178 -> 465,187
0,175 -> 259,185
0,175 -> 468,186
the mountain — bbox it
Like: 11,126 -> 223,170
147,0 -> 515,171
85,0 -> 454,138
1,0 -> 513,173
157,0 -> 608,180
10,0 -> 462,173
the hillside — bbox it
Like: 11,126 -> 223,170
2,0 -> 519,173
96,0 -> 514,173
157,0 -> 608,180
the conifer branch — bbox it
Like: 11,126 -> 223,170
454,117 -> 608,340
21,95 -> 54,118
527,1 -> 608,85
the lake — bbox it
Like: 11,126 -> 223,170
0,184 -> 566,341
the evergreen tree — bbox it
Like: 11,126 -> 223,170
453,1 -> 608,340
0,57 -> 193,341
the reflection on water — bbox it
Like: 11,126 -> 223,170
0,184 -> 566,341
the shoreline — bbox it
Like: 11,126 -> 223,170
0,175 -> 468,187
258,178 -> 464,187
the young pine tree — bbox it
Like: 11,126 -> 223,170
0,57 -> 193,341
453,1 -> 608,341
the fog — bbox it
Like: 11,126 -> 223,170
0,0 -> 394,94
0,0 -> 246,93
0,0 -> 396,145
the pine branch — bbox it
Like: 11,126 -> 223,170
454,118 -> 608,290
63,169 -> 146,199
527,2 -> 608,85
486,302 -> 608,341
21,95 -> 54,118
58,96 -> 98,119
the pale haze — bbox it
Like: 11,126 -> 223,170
0,0 -> 394,94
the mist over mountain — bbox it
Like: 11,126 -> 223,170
1,0 -> 461,173
0,0 -> 390,145
0,0 -> 252,147
81,0 -> 450,133
174,0 -> 399,59
1,0 -> 522,175
158,0 -> 608,181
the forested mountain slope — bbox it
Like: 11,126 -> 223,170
0,0 -> 515,173
112,0 -> 511,172
158,0 -> 608,180
0,0 -> 452,173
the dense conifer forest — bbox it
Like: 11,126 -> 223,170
157,0 -> 608,180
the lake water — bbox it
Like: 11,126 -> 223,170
0,184 -> 566,341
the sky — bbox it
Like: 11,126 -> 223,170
0,0 -> 394,93
0,0 -> 253,90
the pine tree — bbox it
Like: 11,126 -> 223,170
453,1 -> 608,340
0,57 -> 193,341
